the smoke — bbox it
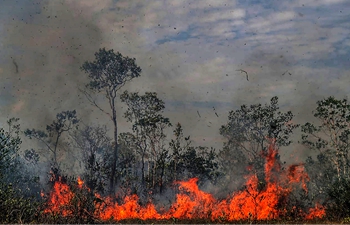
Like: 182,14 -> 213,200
222,41 -> 350,162
0,0 -> 107,182
1,0 -> 104,127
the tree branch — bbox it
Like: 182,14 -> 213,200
79,88 -> 112,120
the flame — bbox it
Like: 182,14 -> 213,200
96,194 -> 163,221
287,164 -> 310,193
42,143 -> 325,222
305,203 -> 326,220
77,177 -> 84,189
40,190 -> 45,198
44,178 -> 74,216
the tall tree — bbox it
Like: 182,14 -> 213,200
220,96 -> 299,181
80,48 -> 141,195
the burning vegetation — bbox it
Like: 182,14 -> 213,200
40,142 -> 325,223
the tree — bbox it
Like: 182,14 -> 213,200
70,124 -> 111,193
168,123 -> 191,182
168,123 -> 219,186
80,48 -> 141,195
120,91 -> 171,193
114,132 -> 139,198
0,118 -> 22,182
0,118 -> 39,223
301,96 -> 350,181
24,110 -> 79,174
220,96 -> 299,182
178,146 -> 219,183
301,96 -> 350,213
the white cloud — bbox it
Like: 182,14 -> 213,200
190,0 -> 237,9
201,9 -> 246,23
293,0 -> 347,7
247,11 -> 296,31
270,11 -> 296,22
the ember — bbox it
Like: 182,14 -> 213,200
43,143 -> 325,222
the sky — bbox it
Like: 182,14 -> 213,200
0,0 -> 349,164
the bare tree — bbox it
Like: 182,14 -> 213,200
24,110 -> 79,173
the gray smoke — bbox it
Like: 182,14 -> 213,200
1,0 -> 104,127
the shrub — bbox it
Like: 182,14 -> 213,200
0,183 -> 40,223
326,178 -> 350,220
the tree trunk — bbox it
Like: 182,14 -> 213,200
159,160 -> 165,194
109,117 -> 118,197
141,154 -> 145,186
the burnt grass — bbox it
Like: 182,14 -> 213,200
34,214 -> 334,224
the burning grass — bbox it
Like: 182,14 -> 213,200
40,142 -> 325,223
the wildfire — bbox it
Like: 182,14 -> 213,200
42,143 -> 325,222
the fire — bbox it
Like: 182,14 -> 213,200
44,177 -> 74,216
305,203 -> 326,220
96,194 -> 163,221
77,177 -> 84,188
166,178 -> 215,219
42,143 -> 326,222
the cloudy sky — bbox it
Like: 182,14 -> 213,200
0,0 -> 349,162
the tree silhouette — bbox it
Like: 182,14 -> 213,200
80,48 -> 141,195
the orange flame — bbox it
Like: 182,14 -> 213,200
42,143 -> 325,222
77,177 -> 84,189
305,203 -> 326,220
44,179 -> 74,216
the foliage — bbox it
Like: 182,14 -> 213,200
0,183 -> 40,223
219,96 -> 299,181
114,133 -> 139,197
120,91 -> 171,194
0,118 -> 21,180
24,110 -> 79,171
304,154 -> 335,202
301,96 -> 350,219
168,123 -> 220,185
0,118 -> 41,223
326,178 -> 350,220
180,146 -> 219,183
301,96 -> 350,180
81,48 -> 141,93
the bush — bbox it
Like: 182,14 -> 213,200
0,183 -> 40,223
326,178 -> 350,220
